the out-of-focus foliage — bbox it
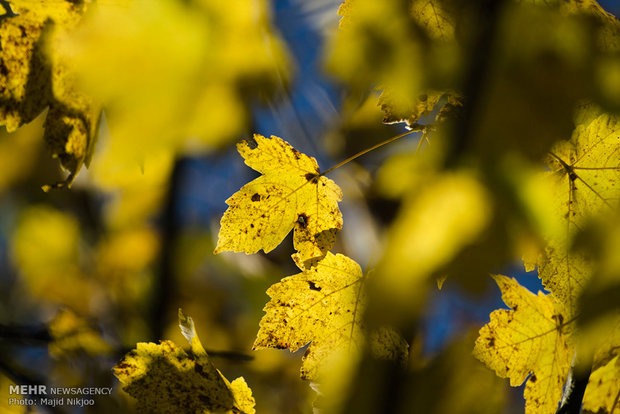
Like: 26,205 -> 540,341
583,354 -> 620,414
0,111 -> 43,190
376,171 -> 492,314
56,0 -> 290,182
215,135 -> 343,265
11,205 -> 94,311
48,308 -> 112,357
0,0 -> 99,186
114,310 -> 255,414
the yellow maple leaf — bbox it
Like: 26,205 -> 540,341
583,355 -> 620,414
474,275 -> 574,414
253,252 -> 407,381
534,105 -> 620,314
0,0 -> 100,186
253,252 -> 364,380
114,309 -> 255,414
215,135 -> 343,263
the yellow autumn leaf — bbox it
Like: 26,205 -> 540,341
583,355 -> 620,414
534,105 -> 620,314
11,205 -> 96,312
215,135 -> 343,263
55,0 -> 289,178
114,310 -> 255,414
253,252 -> 364,381
48,309 -> 112,357
0,0 -> 99,186
253,252 -> 407,381
474,275 -> 574,414
376,171 -> 492,311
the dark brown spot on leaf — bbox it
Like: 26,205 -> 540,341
251,193 -> 260,201
305,173 -> 319,183
297,213 -> 308,229
307,281 -> 321,291
530,374 -> 537,383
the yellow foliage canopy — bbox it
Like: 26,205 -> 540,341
474,275 -> 573,414
215,135 -> 343,263
114,310 -> 255,414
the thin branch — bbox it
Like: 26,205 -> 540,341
0,324 -> 52,343
320,129 -> 416,176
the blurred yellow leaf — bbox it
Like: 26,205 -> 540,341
378,89 -> 462,128
583,355 -> 620,414
48,309 -> 112,357
0,110 -> 43,190
215,135 -> 342,264
0,0 -> 99,185
114,310 -> 255,414
332,0 -> 459,128
11,205 -> 96,311
56,0 -> 289,177
377,171 -> 491,310
474,275 -> 573,414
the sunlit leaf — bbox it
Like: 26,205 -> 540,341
533,105 -> 620,315
253,252 -> 407,381
215,135 -> 342,264
474,275 -> 574,414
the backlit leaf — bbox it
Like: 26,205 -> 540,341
215,135 -> 343,263
253,252 -> 406,381
535,105 -> 620,314
474,275 -> 574,414
253,252 -> 365,380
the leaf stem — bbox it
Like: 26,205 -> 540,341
321,129 -> 417,176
